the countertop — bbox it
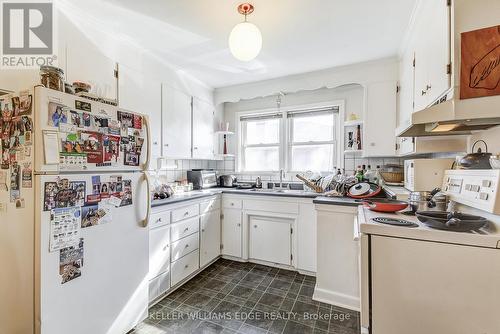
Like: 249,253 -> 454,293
151,187 -> 318,207
358,206 -> 500,249
151,185 -> 404,208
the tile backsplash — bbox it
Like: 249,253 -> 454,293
152,155 -> 413,186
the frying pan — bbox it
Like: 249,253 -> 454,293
416,211 -> 488,232
363,199 -> 409,213
348,182 -> 382,199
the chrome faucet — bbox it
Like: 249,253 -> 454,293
278,169 -> 286,189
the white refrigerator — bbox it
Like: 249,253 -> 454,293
0,86 -> 152,334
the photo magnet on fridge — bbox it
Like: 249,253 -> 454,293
43,182 -> 58,211
9,163 -> 20,202
48,102 -> 69,127
59,238 -> 84,284
18,94 -> 32,116
75,100 -> 91,112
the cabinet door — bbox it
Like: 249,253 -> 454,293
424,0 -> 451,104
249,217 -> 292,266
118,64 -> 162,169
149,225 -> 170,280
192,97 -> 215,159
221,209 -> 242,258
397,49 -> 415,129
364,82 -> 397,157
162,84 -> 192,158
200,209 -> 221,267
413,0 -> 451,111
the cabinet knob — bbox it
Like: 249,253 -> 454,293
153,141 -> 158,145
426,84 -> 432,91
164,144 -> 169,147
202,229 -> 205,232
237,223 -> 241,227
193,147 -> 198,150
370,142 -> 375,147
230,203 -> 234,206
184,212 -> 189,216
254,225 -> 258,228
421,90 -> 427,96
185,244 -> 189,248
185,264 -> 189,269
163,245 -> 168,251
184,227 -> 189,231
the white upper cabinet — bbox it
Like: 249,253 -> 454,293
162,84 -> 192,159
397,48 -> 415,129
118,64 -> 162,169
192,97 -> 215,159
363,82 -> 397,157
411,0 -> 451,112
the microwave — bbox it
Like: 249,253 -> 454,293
404,158 -> 455,191
187,170 -> 217,190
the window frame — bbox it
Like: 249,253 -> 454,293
287,110 -> 338,173
236,101 -> 344,173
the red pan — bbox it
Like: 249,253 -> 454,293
348,182 -> 382,199
363,199 -> 409,213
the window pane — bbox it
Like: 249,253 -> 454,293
291,114 -> 334,142
246,119 -> 280,145
244,147 -> 279,171
291,144 -> 334,171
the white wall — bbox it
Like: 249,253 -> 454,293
0,6 -> 214,104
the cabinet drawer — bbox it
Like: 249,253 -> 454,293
171,250 -> 199,286
150,211 -> 171,229
200,198 -> 221,214
223,198 -> 242,209
171,232 -> 199,262
170,217 -> 199,242
244,199 -> 298,214
149,271 -> 170,303
172,204 -> 199,222
149,225 -> 171,279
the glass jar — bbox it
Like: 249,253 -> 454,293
40,66 -> 64,91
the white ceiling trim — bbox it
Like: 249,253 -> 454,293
214,57 -> 399,105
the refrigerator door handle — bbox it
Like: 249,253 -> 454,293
142,114 -> 152,171
141,172 -> 151,227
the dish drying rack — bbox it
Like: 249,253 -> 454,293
295,172 -> 357,196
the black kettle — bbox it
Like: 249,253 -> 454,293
459,140 -> 492,169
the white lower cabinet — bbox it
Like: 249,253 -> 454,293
149,224 -> 171,280
221,208 -> 242,258
171,250 -> 199,287
314,204 -> 359,310
200,209 -> 221,267
249,216 -> 292,266
149,271 -> 170,304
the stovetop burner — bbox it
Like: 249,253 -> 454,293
372,217 -> 419,227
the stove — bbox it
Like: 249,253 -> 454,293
372,217 -> 419,227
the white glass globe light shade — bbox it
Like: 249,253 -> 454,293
228,21 -> 262,61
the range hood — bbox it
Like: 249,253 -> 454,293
397,90 -> 500,137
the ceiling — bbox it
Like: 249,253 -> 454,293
61,0 -> 417,88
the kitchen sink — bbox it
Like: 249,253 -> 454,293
249,188 -> 306,194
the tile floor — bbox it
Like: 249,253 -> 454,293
135,259 -> 360,334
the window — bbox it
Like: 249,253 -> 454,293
239,105 -> 340,172
288,109 -> 337,171
240,113 -> 281,171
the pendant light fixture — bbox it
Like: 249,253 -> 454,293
228,3 -> 262,61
